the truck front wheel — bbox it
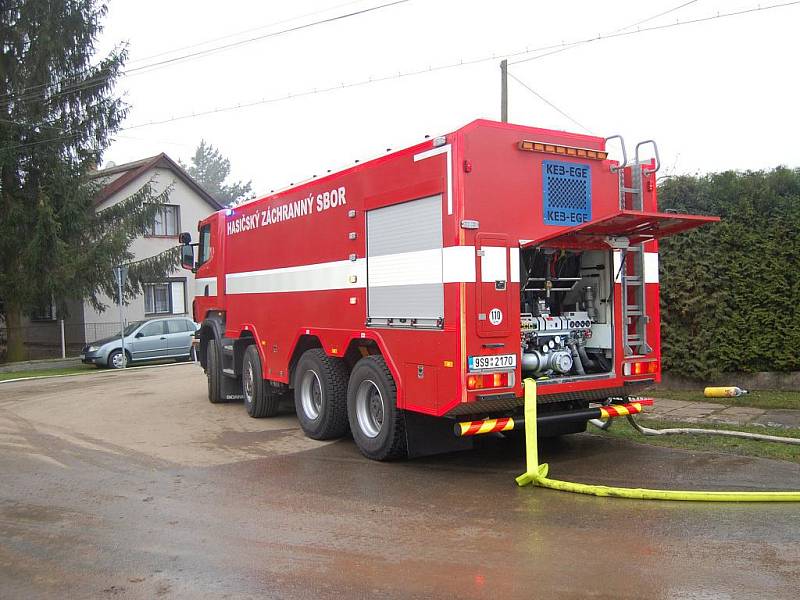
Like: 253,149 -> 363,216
347,355 -> 407,461
293,349 -> 349,440
243,345 -> 280,418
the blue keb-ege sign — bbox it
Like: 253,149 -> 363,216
542,160 -> 592,226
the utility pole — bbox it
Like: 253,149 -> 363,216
115,265 -> 128,368
500,59 -> 508,123
59,319 -> 65,359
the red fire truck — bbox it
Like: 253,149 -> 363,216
179,119 -> 717,460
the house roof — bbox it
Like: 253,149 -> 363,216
90,152 -> 224,210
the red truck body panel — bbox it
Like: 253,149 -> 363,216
192,119 -> 717,419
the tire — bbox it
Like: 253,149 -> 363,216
242,345 -> 280,418
346,355 -> 406,461
206,340 -> 224,404
107,349 -> 130,369
293,348 -> 349,440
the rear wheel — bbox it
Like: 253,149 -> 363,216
293,349 -> 349,440
347,355 -> 406,461
206,341 -> 224,404
243,345 -> 280,418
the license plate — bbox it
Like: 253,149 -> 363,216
468,354 -> 517,371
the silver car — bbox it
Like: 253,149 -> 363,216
81,317 -> 199,369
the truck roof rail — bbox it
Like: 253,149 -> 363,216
604,135 -> 628,173
635,140 -> 661,175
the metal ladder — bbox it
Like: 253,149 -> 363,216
621,245 -> 651,356
606,137 -> 660,356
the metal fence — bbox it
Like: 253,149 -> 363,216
0,322 -> 124,362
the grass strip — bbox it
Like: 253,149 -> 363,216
597,417 -> 800,465
653,389 -> 800,411
0,365 -> 97,381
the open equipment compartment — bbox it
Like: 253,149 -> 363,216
519,245 -> 615,381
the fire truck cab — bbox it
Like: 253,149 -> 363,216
180,119 -> 717,460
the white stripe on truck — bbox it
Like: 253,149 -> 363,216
413,144 -> 453,215
368,248 -> 442,287
195,277 -> 217,296
613,251 -> 660,283
222,248 -> 660,295
225,246 -> 482,295
226,259 -> 367,294
644,252 -> 659,284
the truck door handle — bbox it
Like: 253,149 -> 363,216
160,336 -> 167,340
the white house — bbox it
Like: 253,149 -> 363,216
21,153 -> 222,356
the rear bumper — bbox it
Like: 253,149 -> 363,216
444,379 -> 654,417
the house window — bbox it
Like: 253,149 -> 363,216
148,205 -> 180,237
30,296 -> 57,322
144,279 -> 186,315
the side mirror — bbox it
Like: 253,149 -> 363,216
180,243 -> 195,271
135,332 -> 144,338
178,232 -> 192,244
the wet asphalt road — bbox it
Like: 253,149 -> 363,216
1,364 -> 799,599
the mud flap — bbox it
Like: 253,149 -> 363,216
404,411 -> 473,458
221,373 -> 244,401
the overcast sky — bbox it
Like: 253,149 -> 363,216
99,0 -> 800,197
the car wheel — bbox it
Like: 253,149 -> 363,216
107,349 -> 129,369
293,349 -> 349,440
347,355 -> 406,461
243,345 -> 280,418
207,341 -> 224,404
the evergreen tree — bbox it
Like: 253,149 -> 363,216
182,140 -> 253,206
0,1 -> 177,362
658,168 -> 800,378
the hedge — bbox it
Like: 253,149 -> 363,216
657,167 -> 800,378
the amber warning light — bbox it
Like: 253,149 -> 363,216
623,360 -> 659,376
466,372 -> 512,390
518,140 -> 608,160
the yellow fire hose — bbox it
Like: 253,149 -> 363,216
515,379 -> 800,501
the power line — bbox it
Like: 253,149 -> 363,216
0,60 -> 124,110
509,0 -> 799,65
124,0 -> 800,131
2,0 -> 798,152
506,72 -> 591,133
124,0 -> 410,75
611,0 -> 700,34
0,1 -> 402,105
0,0 -> 410,109
128,0 -> 370,64
502,0 -> 701,131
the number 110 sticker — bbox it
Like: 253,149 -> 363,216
489,308 -> 503,325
